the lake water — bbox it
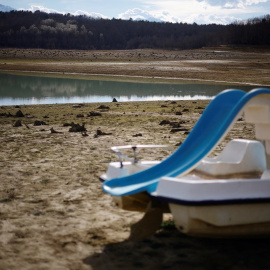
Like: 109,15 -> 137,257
0,73 -> 256,105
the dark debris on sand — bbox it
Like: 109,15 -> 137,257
94,129 -> 112,138
69,123 -> 87,132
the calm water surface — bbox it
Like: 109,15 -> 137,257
0,73 -> 256,105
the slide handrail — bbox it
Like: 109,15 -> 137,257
111,144 -> 171,167
102,88 -> 270,196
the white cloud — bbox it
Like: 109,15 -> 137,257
24,5 -> 64,14
21,5 -> 108,19
153,11 -> 182,23
118,8 -> 181,22
18,0 -> 269,25
184,14 -> 236,24
143,0 -> 206,14
118,8 -> 157,21
133,0 -> 268,23
118,8 -> 235,24
117,4 -> 238,24
73,10 -> 108,19
197,0 -> 268,8
24,4 -> 238,24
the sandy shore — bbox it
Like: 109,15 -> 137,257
1,47 -> 270,270
1,99 -> 269,270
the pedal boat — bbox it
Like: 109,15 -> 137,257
100,88 -> 270,237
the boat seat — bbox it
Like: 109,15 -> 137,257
196,139 -> 267,176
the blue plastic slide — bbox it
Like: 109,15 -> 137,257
102,88 -> 270,196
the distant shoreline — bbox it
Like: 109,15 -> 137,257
1,46 -> 270,86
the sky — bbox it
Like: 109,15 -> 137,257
1,0 -> 270,24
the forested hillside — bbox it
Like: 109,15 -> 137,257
0,11 -> 269,50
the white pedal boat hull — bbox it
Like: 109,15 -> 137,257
153,171 -> 270,237
169,203 -> 270,237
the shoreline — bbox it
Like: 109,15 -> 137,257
1,69 -> 268,86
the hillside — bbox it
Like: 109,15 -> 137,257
0,11 -> 270,50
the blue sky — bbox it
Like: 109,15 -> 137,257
2,0 -> 270,24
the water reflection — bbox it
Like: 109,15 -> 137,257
0,73 -> 255,105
